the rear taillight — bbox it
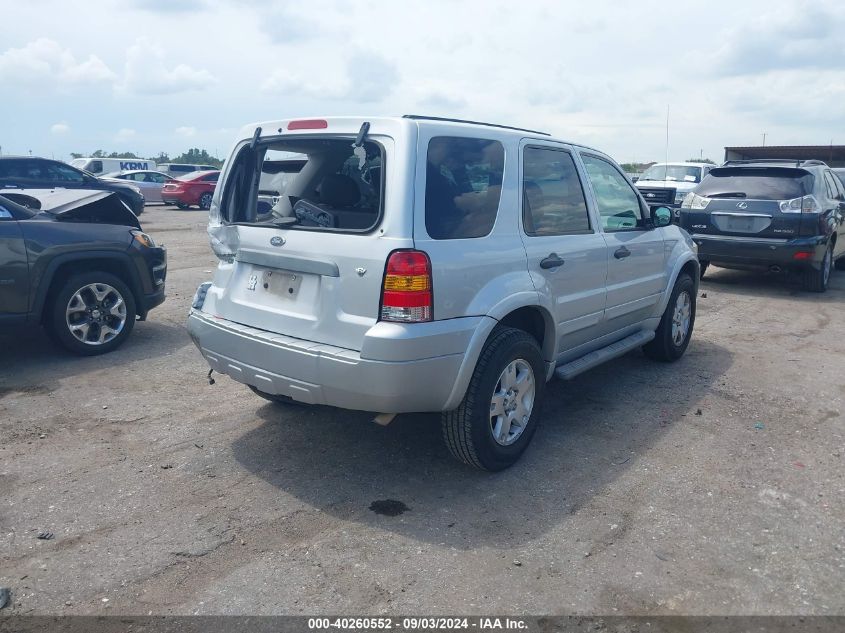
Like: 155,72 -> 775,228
779,195 -> 819,213
380,250 -> 432,323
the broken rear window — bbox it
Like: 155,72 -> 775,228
221,136 -> 384,232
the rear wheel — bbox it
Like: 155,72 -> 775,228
48,272 -> 136,356
803,243 -> 832,293
199,192 -> 213,210
441,327 -> 545,471
644,273 -> 695,362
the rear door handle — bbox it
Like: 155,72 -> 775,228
614,246 -> 631,259
540,253 -> 565,269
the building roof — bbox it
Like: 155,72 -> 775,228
724,145 -> 845,167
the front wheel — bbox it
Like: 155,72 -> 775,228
48,272 -> 136,356
441,327 -> 545,471
644,273 -> 695,362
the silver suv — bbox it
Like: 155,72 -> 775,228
188,116 -> 699,470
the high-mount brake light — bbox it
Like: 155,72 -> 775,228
287,119 -> 329,130
380,250 -> 433,323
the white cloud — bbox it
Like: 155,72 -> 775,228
175,126 -> 197,137
118,38 -> 216,95
0,38 -> 116,87
261,51 -> 398,103
50,122 -> 70,134
115,128 -> 136,141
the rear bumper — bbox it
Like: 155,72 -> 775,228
186,310 -> 493,413
692,234 -> 829,269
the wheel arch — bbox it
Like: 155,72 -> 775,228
34,252 -> 145,324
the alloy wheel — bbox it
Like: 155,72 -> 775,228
671,290 -> 692,347
65,283 -> 128,346
490,359 -> 535,446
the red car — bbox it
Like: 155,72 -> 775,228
161,170 -> 220,209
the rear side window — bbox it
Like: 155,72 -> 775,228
169,165 -> 194,173
425,136 -> 504,239
522,147 -> 590,236
222,137 -> 383,232
698,168 -> 813,200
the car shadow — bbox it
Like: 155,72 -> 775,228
702,265 -> 845,302
231,339 -> 733,549
0,320 -> 191,388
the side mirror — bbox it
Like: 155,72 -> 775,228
652,206 -> 672,228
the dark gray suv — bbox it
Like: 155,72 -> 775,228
680,159 -> 845,291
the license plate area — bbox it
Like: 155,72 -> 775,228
726,217 -> 755,232
712,213 -> 772,234
264,268 -> 302,299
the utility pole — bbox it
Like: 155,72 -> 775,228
762,132 -> 767,147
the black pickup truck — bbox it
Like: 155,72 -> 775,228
0,189 -> 166,355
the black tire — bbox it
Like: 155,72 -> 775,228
441,327 -> 545,471
176,203 -> 189,210
199,192 -> 213,211
47,271 -> 136,356
835,255 -> 845,271
248,385 -> 302,406
644,273 -> 695,362
803,243 -> 833,293
699,261 -> 709,280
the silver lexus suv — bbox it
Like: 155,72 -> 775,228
188,116 -> 699,470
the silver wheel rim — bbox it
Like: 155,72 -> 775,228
490,358 -> 535,446
201,194 -> 212,208
65,283 -> 127,346
823,248 -> 831,286
671,290 -> 691,347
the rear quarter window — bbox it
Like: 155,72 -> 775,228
425,136 -> 505,239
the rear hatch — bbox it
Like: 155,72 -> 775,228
204,119 -> 413,352
680,166 -> 815,240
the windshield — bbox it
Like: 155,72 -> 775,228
221,136 -> 383,232
697,168 -> 813,200
640,164 -> 702,183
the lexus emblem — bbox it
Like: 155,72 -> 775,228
736,202 -> 748,209
270,236 -> 285,247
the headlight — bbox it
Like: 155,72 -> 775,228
131,230 -> 156,248
675,190 -> 688,203
681,193 -> 710,209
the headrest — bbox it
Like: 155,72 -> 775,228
319,174 -> 360,208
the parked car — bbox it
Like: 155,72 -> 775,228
636,162 -> 714,219
0,156 -> 145,216
0,189 -> 166,355
187,116 -> 699,471
157,163 -> 218,178
680,159 -> 845,291
70,157 -> 156,176
103,170 -> 174,204
160,170 -> 219,209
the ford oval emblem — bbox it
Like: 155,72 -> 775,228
270,236 -> 285,247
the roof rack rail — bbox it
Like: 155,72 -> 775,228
403,114 -> 550,136
722,158 -> 828,167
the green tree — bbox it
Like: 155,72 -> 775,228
687,157 -> 715,164
171,148 -> 223,168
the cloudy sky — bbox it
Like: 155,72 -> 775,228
1,0 -> 843,165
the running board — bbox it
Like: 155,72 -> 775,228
554,330 -> 655,381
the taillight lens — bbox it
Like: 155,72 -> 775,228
681,193 -> 710,209
380,250 -> 432,323
779,195 -> 819,213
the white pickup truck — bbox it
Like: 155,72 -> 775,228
635,162 -> 714,218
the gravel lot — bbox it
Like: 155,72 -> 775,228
1,204 -> 843,616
